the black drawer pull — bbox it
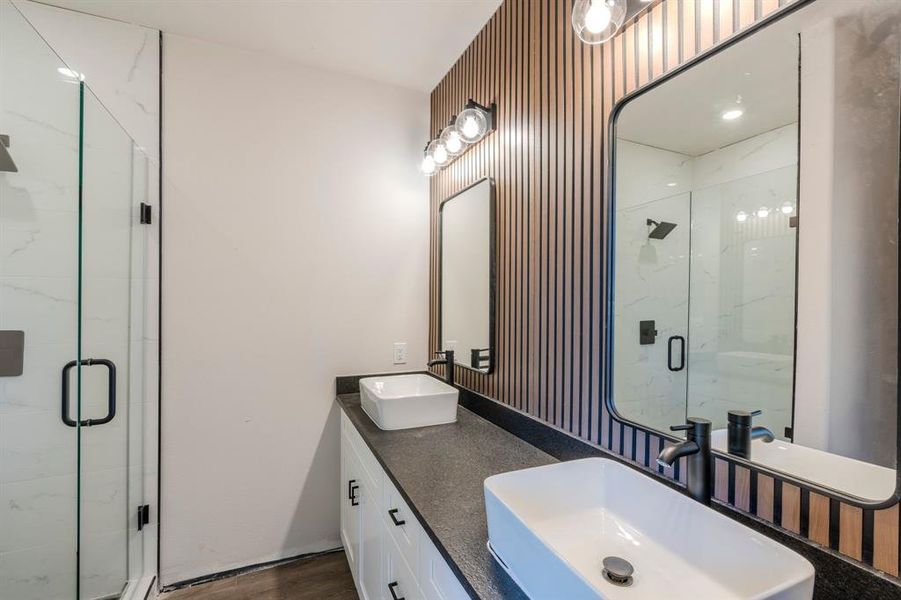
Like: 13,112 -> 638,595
388,581 -> 405,600
347,479 -> 356,500
388,508 -> 406,526
350,483 -> 359,506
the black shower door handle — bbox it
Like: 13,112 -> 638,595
61,358 -> 117,427
667,336 -> 685,372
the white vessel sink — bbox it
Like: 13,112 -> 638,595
360,373 -> 458,430
484,458 -> 814,600
712,429 -> 895,501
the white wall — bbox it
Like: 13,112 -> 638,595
161,34 -> 429,585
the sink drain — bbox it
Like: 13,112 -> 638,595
602,556 -> 634,587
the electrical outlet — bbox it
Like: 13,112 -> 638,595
393,342 -> 407,364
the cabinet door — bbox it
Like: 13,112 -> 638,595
419,536 -> 469,600
340,430 -> 362,579
384,520 -> 422,600
359,467 -> 382,600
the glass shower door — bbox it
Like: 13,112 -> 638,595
612,192 -> 692,433
77,85 -> 146,600
0,2 -> 81,598
686,166 -> 798,437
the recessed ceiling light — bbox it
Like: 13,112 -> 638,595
735,211 -> 748,223
666,182 -> 677,187
722,109 -> 744,121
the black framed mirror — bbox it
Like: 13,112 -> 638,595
607,0 -> 901,506
438,177 -> 496,374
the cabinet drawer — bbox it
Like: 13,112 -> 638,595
418,536 -> 469,600
382,476 -> 423,575
384,521 -> 422,600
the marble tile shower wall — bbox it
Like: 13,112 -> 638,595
0,1 -> 160,598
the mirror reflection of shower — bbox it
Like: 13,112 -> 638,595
639,218 -> 677,265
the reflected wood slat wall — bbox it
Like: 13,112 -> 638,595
429,0 -> 899,579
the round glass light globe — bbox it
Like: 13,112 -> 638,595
572,0 -> 626,45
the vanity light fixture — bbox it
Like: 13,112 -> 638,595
420,143 -> 437,177
780,201 -> 794,215
572,0 -> 627,45
428,139 -> 449,167
757,206 -> 770,218
721,109 -> 744,121
440,124 -> 466,157
455,100 -> 494,143
420,99 -> 496,176
735,211 -> 748,223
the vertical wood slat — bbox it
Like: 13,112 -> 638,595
874,505 -> 900,576
757,475 -> 775,522
429,0 -> 897,578
840,504 -> 864,561
782,483 -> 801,534
809,493 -> 831,547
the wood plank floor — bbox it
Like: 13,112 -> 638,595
159,551 -> 358,600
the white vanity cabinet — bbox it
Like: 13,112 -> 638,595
340,411 -> 471,600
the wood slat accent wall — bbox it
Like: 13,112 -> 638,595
429,0 -> 900,579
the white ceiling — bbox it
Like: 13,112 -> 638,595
35,0 -> 501,93
617,16 -> 799,157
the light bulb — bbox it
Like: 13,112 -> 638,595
455,105 -> 490,143
426,139 -> 448,166
462,116 -> 480,139
722,109 -> 744,121
420,155 -> 436,176
757,206 -> 770,218
440,125 -> 466,156
584,1 -> 612,33
433,143 -> 448,165
735,211 -> 748,223
572,0 -> 626,45
780,202 -> 794,215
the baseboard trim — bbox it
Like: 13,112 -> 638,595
160,547 -> 344,593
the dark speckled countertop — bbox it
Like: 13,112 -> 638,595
337,393 -> 556,600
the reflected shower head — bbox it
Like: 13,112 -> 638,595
0,135 -> 18,173
646,219 -> 676,240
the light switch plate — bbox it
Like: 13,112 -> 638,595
393,342 -> 407,364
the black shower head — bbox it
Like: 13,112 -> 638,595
647,219 -> 677,240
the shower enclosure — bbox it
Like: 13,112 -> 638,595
612,141 -> 798,440
0,2 -> 153,598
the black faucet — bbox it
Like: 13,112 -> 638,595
657,417 -> 712,505
427,350 -> 455,387
727,409 -> 775,460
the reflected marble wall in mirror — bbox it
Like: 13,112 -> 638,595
440,178 -> 495,373
611,0 -> 899,502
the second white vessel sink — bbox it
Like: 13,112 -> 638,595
485,458 -> 814,600
360,373 -> 458,430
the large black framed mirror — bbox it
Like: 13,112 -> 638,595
607,0 -> 900,505
439,177 -> 496,374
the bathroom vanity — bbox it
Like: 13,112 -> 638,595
337,375 -> 901,599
